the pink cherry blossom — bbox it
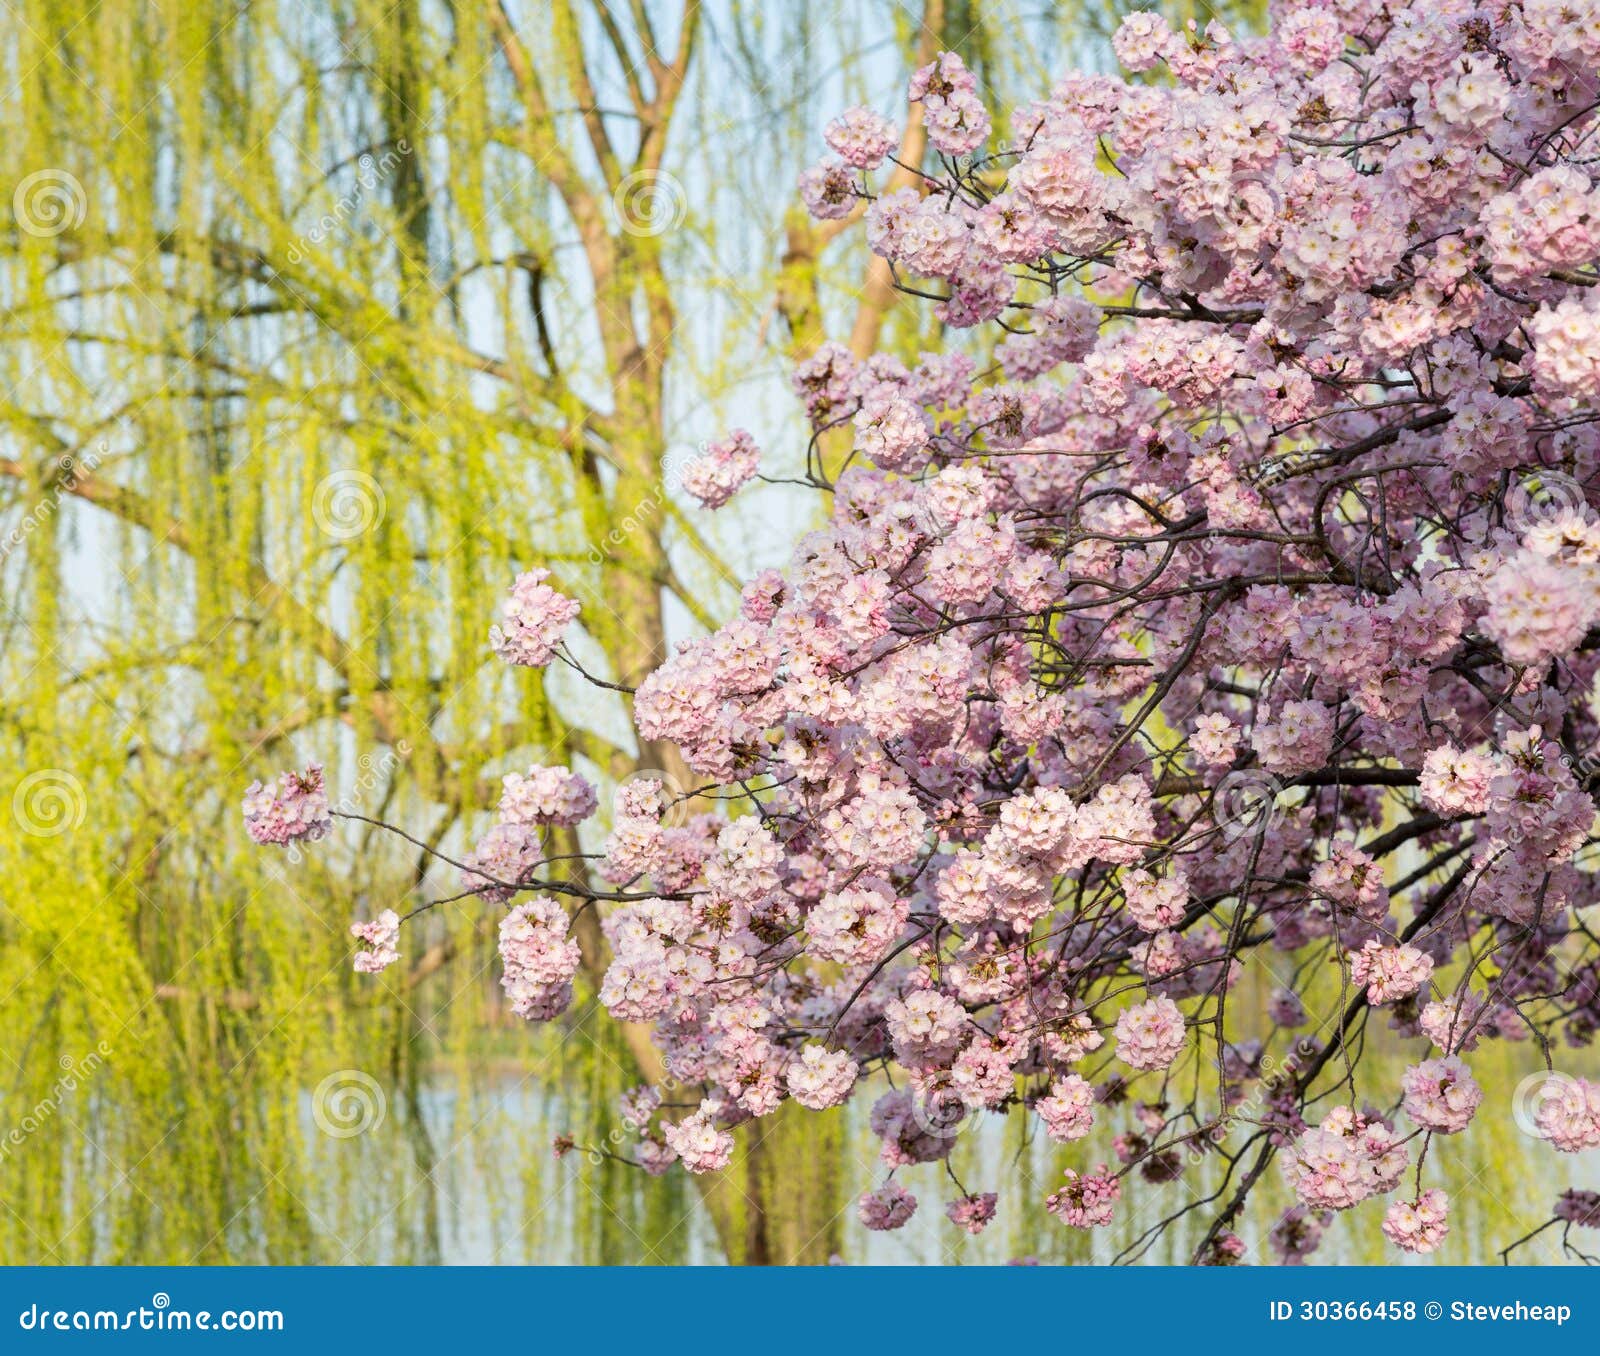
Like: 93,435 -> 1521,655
498,896 -> 582,1020
908,52 -> 989,158
1045,1165 -> 1121,1228
263,2 -> 1600,1262
662,1099 -> 735,1174
824,107 -> 898,170
681,430 -> 761,509
498,765 -> 597,827
1535,1077 -> 1600,1153
858,1181 -> 918,1231
946,1191 -> 998,1235
1351,942 -> 1434,1005
1036,1074 -> 1096,1143
786,1045 -> 859,1111
243,763 -> 331,845
489,569 -> 579,667
1114,996 -> 1187,1071
1382,1189 -> 1450,1254
1401,1056 -> 1483,1134
1556,1189 -> 1600,1228
351,908 -> 400,974
1283,1107 -> 1407,1211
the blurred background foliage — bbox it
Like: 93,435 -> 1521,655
39,0 -> 1582,1270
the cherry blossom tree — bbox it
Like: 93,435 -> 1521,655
250,0 -> 1600,1263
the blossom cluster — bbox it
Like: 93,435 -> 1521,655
243,762 -> 331,846
489,568 -> 579,667
350,908 -> 400,974
498,897 -> 583,1020
263,0 -> 1600,1262
680,430 -> 761,509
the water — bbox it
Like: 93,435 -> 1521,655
282,1042 -> 1599,1266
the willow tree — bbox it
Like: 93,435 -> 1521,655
0,0 -> 1262,1263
